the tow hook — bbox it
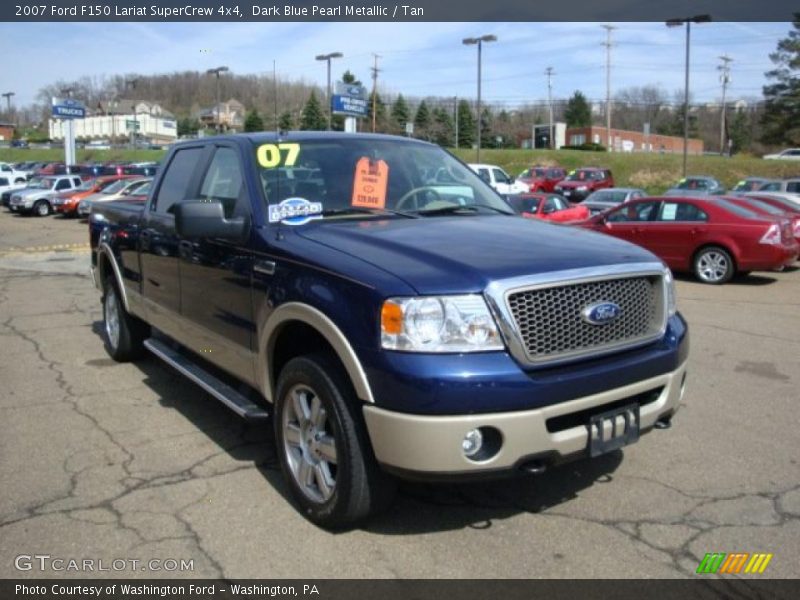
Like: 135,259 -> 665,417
520,460 -> 547,475
654,417 -> 672,430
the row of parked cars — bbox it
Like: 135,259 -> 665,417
1,159 -> 157,217
484,163 -> 800,285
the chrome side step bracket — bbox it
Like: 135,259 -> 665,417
144,338 -> 269,420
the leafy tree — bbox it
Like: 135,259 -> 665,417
761,15 -> 800,145
729,110 -> 751,154
413,100 -> 431,138
177,116 -> 201,137
244,109 -> 264,132
391,94 -> 410,132
300,91 -> 326,131
564,91 -> 591,128
278,111 -> 294,131
457,99 -> 475,148
341,70 -> 362,86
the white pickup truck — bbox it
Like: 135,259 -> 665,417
468,163 -> 530,195
8,175 -> 83,216
0,162 -> 29,184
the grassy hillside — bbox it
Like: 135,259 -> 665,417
451,148 -> 800,194
2,146 -> 798,195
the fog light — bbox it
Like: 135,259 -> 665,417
462,428 -> 483,458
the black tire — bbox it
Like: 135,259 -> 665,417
102,276 -> 149,361
14,178 -> 25,184
33,200 -> 50,217
693,246 -> 734,285
274,353 -> 396,529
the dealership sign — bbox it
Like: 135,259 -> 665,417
51,98 -> 86,119
332,95 -> 368,118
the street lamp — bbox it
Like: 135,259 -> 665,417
666,14 -> 711,176
2,91 -> 14,117
206,66 -> 229,134
463,34 -> 497,163
315,52 -> 343,130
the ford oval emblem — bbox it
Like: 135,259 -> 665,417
582,302 -> 622,325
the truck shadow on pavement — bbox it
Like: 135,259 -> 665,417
91,322 -> 624,534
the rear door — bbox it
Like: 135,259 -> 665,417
647,200 -> 710,270
177,144 -> 256,384
139,145 -> 207,335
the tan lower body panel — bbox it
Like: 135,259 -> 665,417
363,361 -> 687,474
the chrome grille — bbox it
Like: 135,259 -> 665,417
506,275 -> 664,364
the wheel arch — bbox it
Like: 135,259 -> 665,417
259,302 -> 374,406
96,243 -> 130,312
691,242 -> 738,273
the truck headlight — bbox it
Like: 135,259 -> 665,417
665,268 -> 677,317
381,295 -> 504,352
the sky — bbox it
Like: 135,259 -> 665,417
0,21 -> 790,109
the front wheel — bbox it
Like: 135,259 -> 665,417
103,277 -> 148,361
694,246 -> 734,284
33,200 -> 50,217
274,354 -> 396,529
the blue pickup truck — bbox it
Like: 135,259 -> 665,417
90,132 -> 689,528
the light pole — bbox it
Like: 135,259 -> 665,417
315,52 -> 343,131
60,87 -> 75,167
125,78 -> 139,147
2,91 -> 14,118
666,15 -> 711,176
206,66 -> 229,134
463,34 -> 497,163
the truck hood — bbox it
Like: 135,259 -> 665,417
13,188 -> 53,198
294,215 -> 658,294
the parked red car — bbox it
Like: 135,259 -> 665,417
517,166 -> 566,192
554,168 -> 614,202
715,196 -> 800,246
508,193 -> 590,223
578,196 -> 798,284
52,175 -> 138,217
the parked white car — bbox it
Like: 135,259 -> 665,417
468,163 -> 530,195
0,162 -> 29,184
763,148 -> 800,160
8,175 -> 82,216
755,178 -> 800,196
0,176 -> 28,198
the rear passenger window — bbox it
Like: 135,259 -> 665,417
55,179 -> 70,190
200,147 -> 244,218
659,202 -> 708,222
0,177 -> 8,186
153,147 -> 203,214
787,182 -> 800,193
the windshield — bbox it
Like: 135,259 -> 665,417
716,198 -> 761,218
733,180 -> 763,192
254,138 -> 514,218
740,198 -> 783,215
76,179 -> 97,192
102,179 -> 129,194
565,170 -> 601,182
507,196 -> 542,214
130,181 -> 151,196
32,178 -> 55,189
588,190 -> 628,203
675,178 -> 712,190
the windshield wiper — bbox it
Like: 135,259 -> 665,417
320,207 -> 419,219
415,204 -> 512,216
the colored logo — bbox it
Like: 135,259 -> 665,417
696,552 -> 773,574
581,301 -> 622,326
268,198 -> 323,226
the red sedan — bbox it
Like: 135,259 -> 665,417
578,196 -> 798,284
508,193 -> 590,223
715,196 -> 800,246
517,166 -> 566,192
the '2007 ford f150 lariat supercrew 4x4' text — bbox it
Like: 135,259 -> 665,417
90,133 -> 689,528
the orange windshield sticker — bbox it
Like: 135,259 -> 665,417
352,157 -> 389,209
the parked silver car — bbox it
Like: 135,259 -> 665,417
663,176 -> 726,197
77,177 -> 151,217
756,178 -> 800,196
583,188 -> 647,215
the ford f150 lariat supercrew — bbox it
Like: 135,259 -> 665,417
90,132 -> 689,528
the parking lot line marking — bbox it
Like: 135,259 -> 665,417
0,242 -> 90,255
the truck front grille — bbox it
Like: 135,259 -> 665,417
506,275 -> 664,365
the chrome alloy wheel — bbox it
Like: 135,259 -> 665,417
282,384 -> 338,503
104,287 -> 120,350
697,250 -> 729,283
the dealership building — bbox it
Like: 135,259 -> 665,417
49,100 -> 178,144
565,126 -> 704,154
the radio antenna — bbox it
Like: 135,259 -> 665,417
273,59 -> 279,136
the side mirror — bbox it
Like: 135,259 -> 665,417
174,200 -> 249,242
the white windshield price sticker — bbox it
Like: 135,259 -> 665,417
268,197 -> 323,226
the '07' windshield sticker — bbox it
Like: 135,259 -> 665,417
268,197 -> 323,225
257,143 -> 300,168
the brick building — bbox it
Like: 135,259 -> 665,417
0,122 -> 15,142
565,126 -> 703,155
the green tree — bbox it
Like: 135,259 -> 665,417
729,110 -> 751,154
278,111 -> 294,131
332,70 -> 364,131
413,100 -> 431,138
177,117 -> 201,137
244,109 -> 264,132
457,99 -> 475,148
300,91 -> 326,131
761,15 -> 800,145
431,106 -> 455,147
391,94 -> 410,132
564,91 -> 591,128
479,107 -> 494,148
367,90 -> 388,132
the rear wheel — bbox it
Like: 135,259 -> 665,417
33,200 -> 50,217
693,246 -> 734,284
274,353 -> 396,529
102,277 -> 148,361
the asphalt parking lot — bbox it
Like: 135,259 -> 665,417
0,214 -> 798,579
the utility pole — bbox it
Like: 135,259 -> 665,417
453,96 -> 459,148
718,54 -> 733,155
205,67 -> 229,134
125,78 -> 139,147
545,67 -> 554,150
370,53 -> 381,133
602,24 -> 616,152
